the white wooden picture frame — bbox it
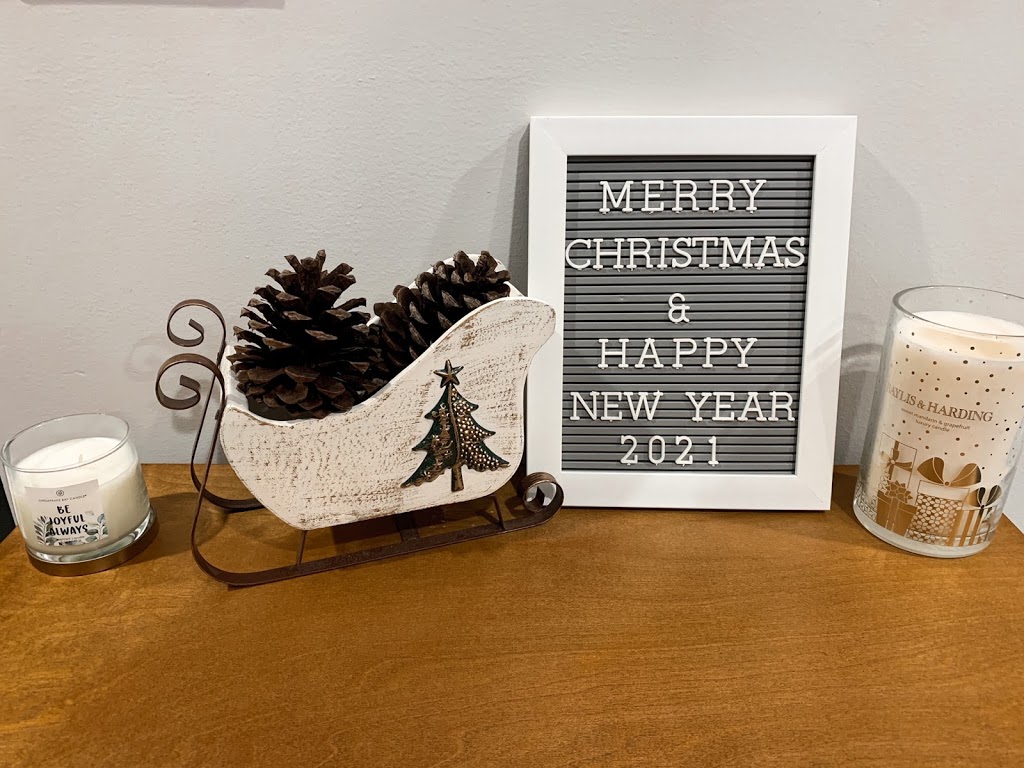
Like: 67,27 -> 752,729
526,116 -> 857,510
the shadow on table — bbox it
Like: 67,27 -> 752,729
118,492 -> 203,570
130,481 -> 542,583
666,468 -> 887,554
831,470 -> 859,522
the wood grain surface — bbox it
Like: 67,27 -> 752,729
1,465 -> 1022,767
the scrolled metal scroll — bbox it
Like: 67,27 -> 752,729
518,472 -> 565,517
155,352 -> 222,412
165,299 -> 228,355
156,300 -> 259,512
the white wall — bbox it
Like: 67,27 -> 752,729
3,1 -> 1023,520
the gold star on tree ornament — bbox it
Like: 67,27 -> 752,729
433,360 -> 463,387
402,359 -> 509,492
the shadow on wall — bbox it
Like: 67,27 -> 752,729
505,128 -> 530,288
836,144 -> 932,464
427,127 -> 531,291
837,342 -> 885,463
22,0 -> 282,8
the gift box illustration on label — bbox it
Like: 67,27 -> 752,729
906,457 -> 981,544
875,436 -> 917,534
955,485 -> 1004,547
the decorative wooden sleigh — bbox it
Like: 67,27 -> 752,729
156,275 -> 562,586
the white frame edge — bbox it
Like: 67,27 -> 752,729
526,115 -> 857,510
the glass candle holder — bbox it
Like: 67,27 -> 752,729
1,414 -> 158,575
854,286 -> 1024,557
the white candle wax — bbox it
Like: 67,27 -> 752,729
861,310 -> 1024,551
8,437 -> 151,556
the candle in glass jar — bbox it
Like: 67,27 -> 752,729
857,295 -> 1024,557
10,437 -> 150,555
2,414 -> 157,575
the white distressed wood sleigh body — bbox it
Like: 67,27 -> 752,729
156,259 -> 562,585
219,289 -> 555,529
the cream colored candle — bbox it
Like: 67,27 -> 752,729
8,437 -> 150,555
2,414 -> 156,573
856,307 -> 1024,556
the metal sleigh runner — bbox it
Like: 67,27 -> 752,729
155,253 -> 563,586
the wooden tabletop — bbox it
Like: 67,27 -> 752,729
1,465 -> 1022,767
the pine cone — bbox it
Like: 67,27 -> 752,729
229,250 -> 384,419
373,251 -> 511,380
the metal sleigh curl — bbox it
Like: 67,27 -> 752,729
155,299 -> 564,587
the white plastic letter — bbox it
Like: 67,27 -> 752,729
739,179 -> 766,212
600,180 -> 633,214
656,237 -> 670,270
565,239 -> 591,270
634,338 -> 664,368
755,236 -> 783,270
731,337 -> 758,368
702,338 -> 728,368
593,237 -> 625,271
693,236 -> 719,270
784,237 -> 806,268
601,392 -> 623,421
672,180 -> 698,212
598,338 -> 630,369
709,180 -> 736,212
624,391 -> 663,421
641,180 -> 665,213
627,238 -> 652,270
570,391 -> 599,421
769,391 -> 795,422
671,237 -> 692,268
686,392 -> 712,422
712,392 -> 736,421
720,236 -> 754,270
737,391 -> 767,422
673,338 -> 698,368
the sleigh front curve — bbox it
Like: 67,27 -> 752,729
218,294 -> 556,530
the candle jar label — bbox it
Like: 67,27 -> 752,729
23,479 -> 109,547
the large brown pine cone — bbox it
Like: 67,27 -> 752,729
228,250 -> 384,419
373,251 -> 511,381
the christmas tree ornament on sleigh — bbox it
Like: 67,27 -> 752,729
156,251 -> 562,585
